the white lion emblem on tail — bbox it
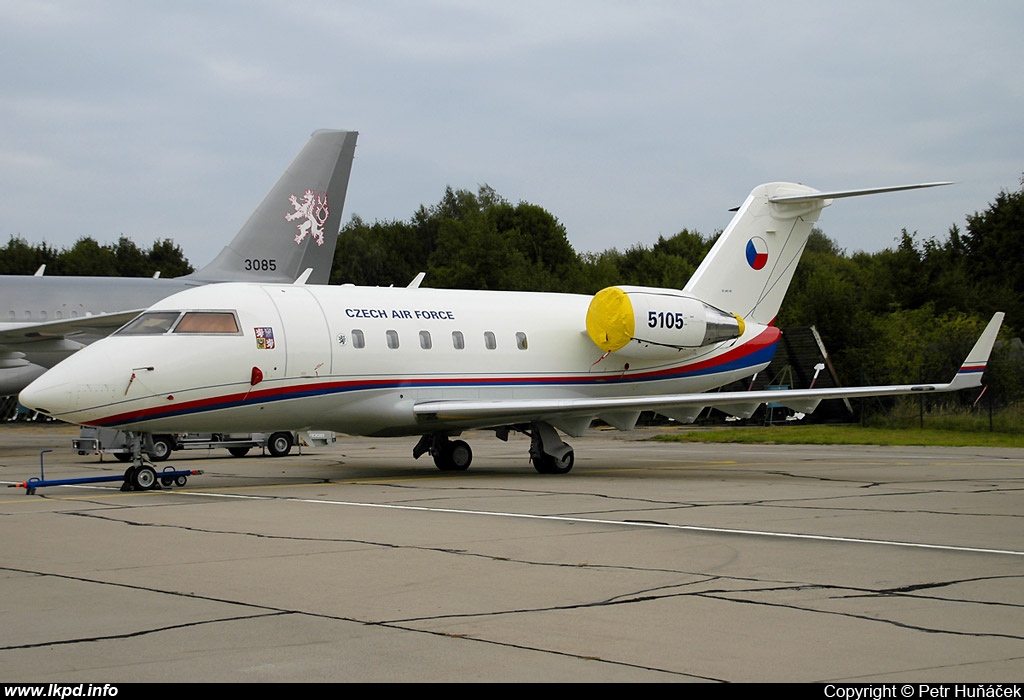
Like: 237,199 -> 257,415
285,190 -> 330,246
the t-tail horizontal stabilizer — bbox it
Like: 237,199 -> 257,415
769,181 -> 954,204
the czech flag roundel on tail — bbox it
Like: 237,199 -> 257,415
745,236 -> 769,270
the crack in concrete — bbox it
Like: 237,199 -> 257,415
698,590 -> 1024,641
0,564 -> 719,680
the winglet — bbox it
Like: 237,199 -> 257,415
947,312 -> 1004,390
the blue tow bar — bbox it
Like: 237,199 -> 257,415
9,450 -> 202,495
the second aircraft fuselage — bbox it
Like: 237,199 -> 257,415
19,282 -> 781,436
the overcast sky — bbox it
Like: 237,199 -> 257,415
2,1 -> 1022,271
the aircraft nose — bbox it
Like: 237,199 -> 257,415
19,373 -> 73,418
19,365 -> 118,422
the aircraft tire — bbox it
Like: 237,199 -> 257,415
448,440 -> 472,470
267,432 -> 292,457
228,447 -> 251,458
132,465 -> 157,490
147,436 -> 173,462
532,450 -> 574,474
433,440 -> 472,471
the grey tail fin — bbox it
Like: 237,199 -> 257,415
184,129 -> 358,285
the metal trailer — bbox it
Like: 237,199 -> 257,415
74,428 -> 336,461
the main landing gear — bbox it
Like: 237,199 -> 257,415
412,420 -> 575,474
413,433 -> 473,471
524,421 -> 575,474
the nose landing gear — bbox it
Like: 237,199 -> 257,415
119,432 -> 197,490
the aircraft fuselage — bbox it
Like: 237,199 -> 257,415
20,282 -> 779,436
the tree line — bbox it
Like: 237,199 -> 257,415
3,177 -> 1021,406
0,235 -> 193,278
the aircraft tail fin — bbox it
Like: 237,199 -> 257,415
185,129 -> 358,285
682,181 -> 951,326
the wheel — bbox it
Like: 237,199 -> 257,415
267,432 -> 292,457
433,439 -> 472,471
147,435 -> 173,462
160,477 -> 173,487
174,475 -> 188,487
448,440 -> 472,470
132,465 -> 157,490
532,449 -> 574,474
228,446 -> 251,457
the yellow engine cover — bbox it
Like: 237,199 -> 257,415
586,286 -> 635,353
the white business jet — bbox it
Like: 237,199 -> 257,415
19,181 -> 1004,486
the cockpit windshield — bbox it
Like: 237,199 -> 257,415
173,312 -> 240,334
115,311 -> 240,336
116,311 -> 181,335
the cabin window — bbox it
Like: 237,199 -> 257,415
386,330 -> 400,349
173,311 -> 240,334
452,330 -> 465,350
351,329 -> 365,348
484,331 -> 496,350
419,330 -> 432,349
516,332 -> 528,350
116,311 -> 182,335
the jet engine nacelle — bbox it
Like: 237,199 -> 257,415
585,285 -> 745,359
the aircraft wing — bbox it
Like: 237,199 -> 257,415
413,313 -> 1004,432
0,309 -> 145,345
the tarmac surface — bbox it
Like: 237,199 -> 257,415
1,422 -> 1022,683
